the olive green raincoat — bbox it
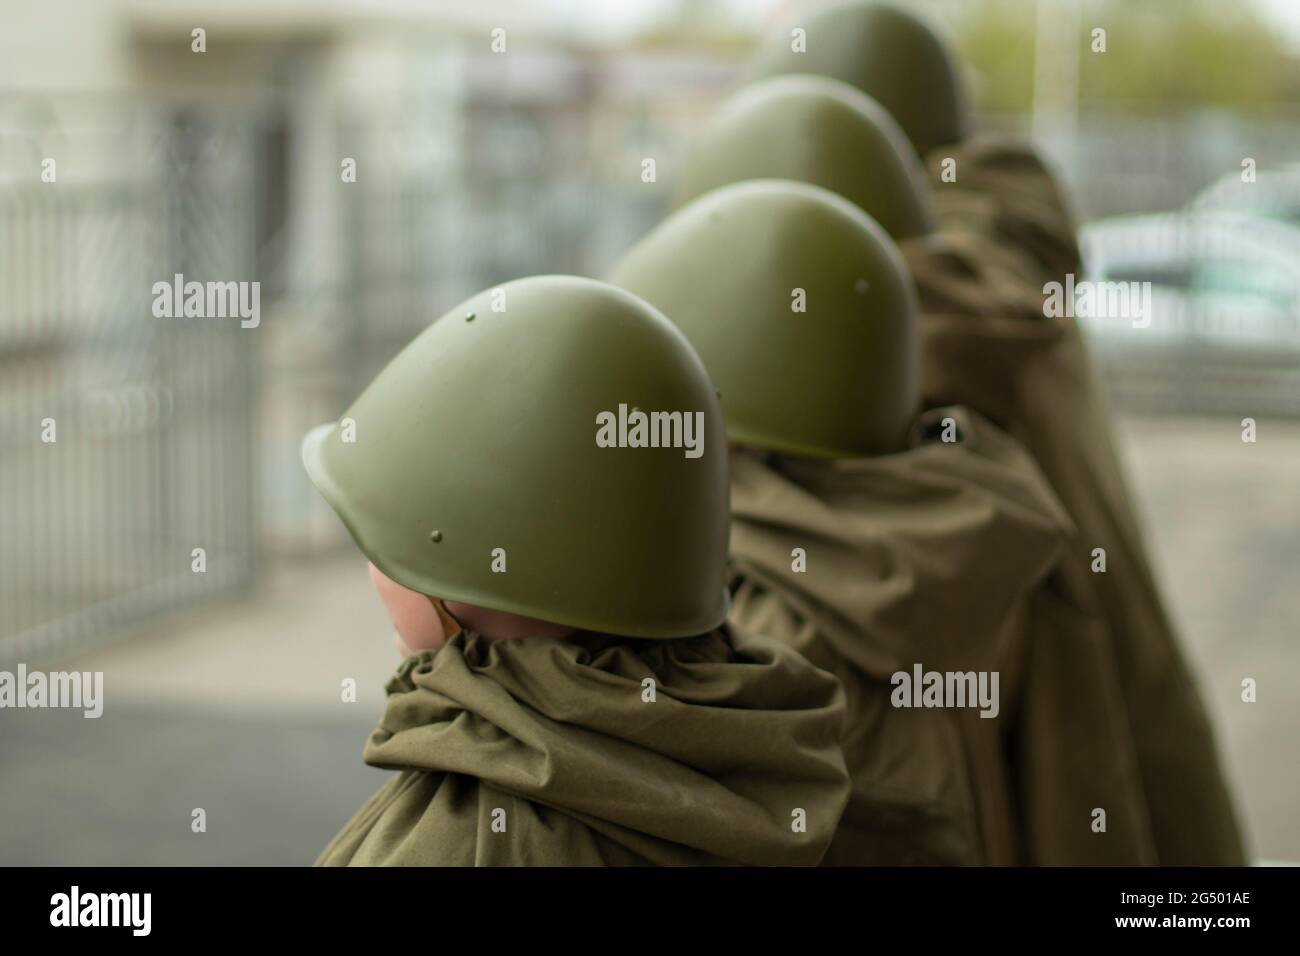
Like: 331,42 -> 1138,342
317,627 -> 851,866
727,407 -> 1092,865
900,135 -> 1246,865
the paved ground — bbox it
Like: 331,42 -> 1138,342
1113,414 -> 1300,863
0,555 -> 400,866
0,702 -> 383,865
1,413 -> 1296,864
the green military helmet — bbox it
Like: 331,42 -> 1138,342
302,275 -> 730,639
609,180 -> 919,460
748,1 -> 970,158
677,74 -> 933,241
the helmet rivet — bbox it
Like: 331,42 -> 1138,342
429,530 -> 443,543
464,312 -> 475,322
855,279 -> 870,295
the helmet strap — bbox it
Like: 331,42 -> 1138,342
427,596 -> 465,641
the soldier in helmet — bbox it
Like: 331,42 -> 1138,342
611,180 -> 1079,865
748,0 -> 969,161
747,1 -> 1069,281
676,74 -> 933,241
305,275 -> 850,866
664,70 -> 1170,863
751,0 -> 1245,865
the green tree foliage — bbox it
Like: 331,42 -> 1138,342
949,0 -> 1295,114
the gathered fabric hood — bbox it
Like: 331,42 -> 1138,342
317,626 -> 850,866
920,134 -> 1083,288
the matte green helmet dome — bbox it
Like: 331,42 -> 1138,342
610,181 -> 919,460
677,74 -> 933,241
749,1 -> 970,157
302,275 -> 730,639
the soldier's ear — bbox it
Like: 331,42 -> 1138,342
369,563 -> 449,651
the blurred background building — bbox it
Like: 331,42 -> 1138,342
1,0 -> 1297,863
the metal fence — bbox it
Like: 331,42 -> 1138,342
0,107 -> 258,666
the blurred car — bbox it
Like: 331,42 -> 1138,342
1191,163 -> 1300,228
1078,211 -> 1300,358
